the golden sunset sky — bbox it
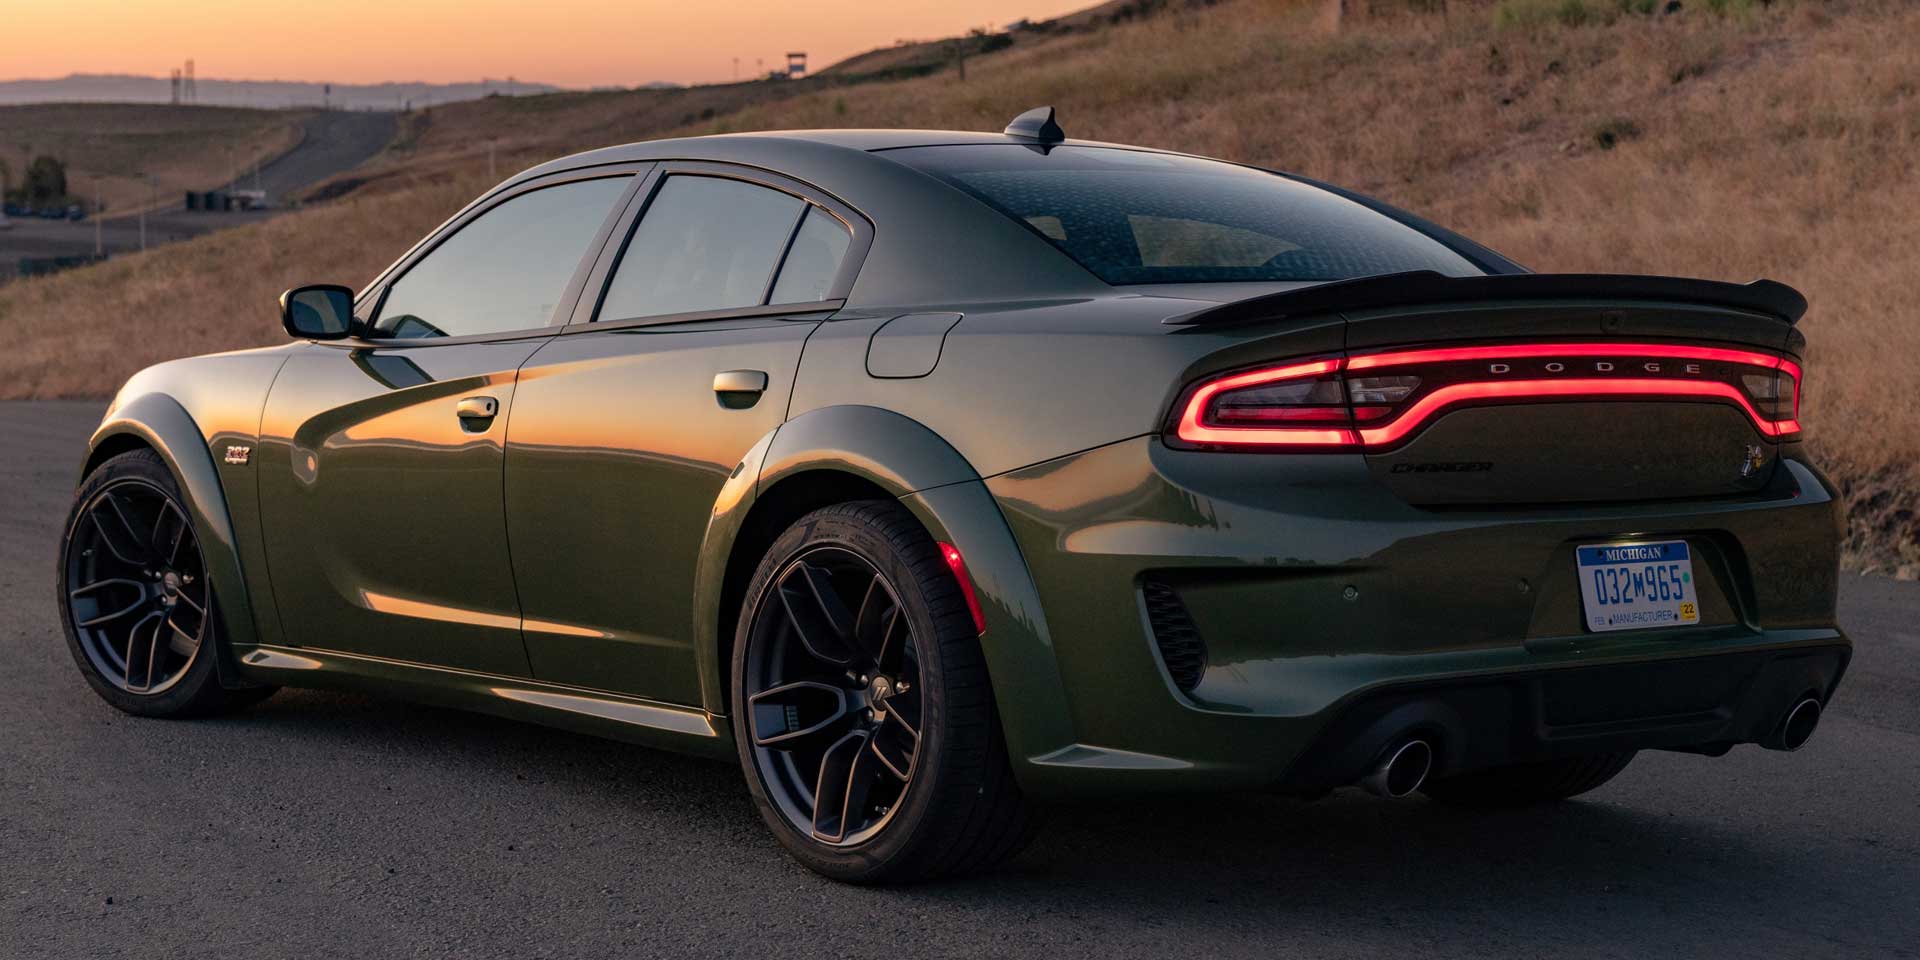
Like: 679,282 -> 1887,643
4,0 -> 1096,87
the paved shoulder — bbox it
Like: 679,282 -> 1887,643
1836,574 -> 1920,736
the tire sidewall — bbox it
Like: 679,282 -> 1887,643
731,505 -> 966,881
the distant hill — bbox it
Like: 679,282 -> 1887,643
0,74 -> 563,110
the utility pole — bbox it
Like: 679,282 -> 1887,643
139,174 -> 151,251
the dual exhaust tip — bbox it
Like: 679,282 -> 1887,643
1763,697 -> 1822,752
1359,738 -> 1433,799
1357,697 -> 1820,798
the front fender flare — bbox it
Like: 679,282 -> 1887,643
691,405 -> 1080,789
86,394 -> 261,685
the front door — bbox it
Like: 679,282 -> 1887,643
255,172 -> 636,674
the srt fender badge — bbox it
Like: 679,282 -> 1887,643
224,445 -> 251,465
1390,461 -> 1494,474
1741,444 -> 1766,478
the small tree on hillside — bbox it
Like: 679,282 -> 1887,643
21,155 -> 69,205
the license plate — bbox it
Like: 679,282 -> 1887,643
1575,540 -> 1700,633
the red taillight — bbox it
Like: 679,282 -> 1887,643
1171,342 -> 1802,450
937,542 -> 987,636
1173,357 -> 1357,448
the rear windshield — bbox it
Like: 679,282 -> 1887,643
889,145 -> 1482,285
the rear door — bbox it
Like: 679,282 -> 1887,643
256,170 -> 641,675
504,163 -> 869,704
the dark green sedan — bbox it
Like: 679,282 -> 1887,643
58,108 -> 1847,883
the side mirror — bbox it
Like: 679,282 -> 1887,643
279,284 -> 356,340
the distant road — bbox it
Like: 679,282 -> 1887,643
1,402 -> 1916,958
210,110 -> 396,202
0,111 -> 395,275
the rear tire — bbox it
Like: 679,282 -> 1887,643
57,449 -> 277,718
1421,751 -> 1636,806
731,500 -> 1038,883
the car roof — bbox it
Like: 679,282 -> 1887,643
514,129 -> 1184,180
746,128 -> 1178,153
492,130 -> 1123,307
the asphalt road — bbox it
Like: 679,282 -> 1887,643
2,401 -> 1915,959
209,110 -> 399,202
0,111 -> 395,272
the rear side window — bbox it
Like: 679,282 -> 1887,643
373,176 -> 630,338
598,176 -> 810,321
888,145 -> 1481,285
769,207 -> 853,304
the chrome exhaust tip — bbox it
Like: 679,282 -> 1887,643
1763,697 -> 1822,752
1360,738 -> 1434,798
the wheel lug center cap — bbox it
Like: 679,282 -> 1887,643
158,571 -> 181,601
869,676 -> 893,700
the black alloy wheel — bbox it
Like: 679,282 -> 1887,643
743,545 -> 926,846
732,501 -> 1036,883
58,449 -> 275,717
65,476 -> 210,695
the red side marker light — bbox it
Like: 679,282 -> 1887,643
937,541 -> 987,636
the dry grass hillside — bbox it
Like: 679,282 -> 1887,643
0,104 -> 310,213
0,0 -> 1914,573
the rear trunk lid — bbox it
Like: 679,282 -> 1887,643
1166,272 -> 1805,505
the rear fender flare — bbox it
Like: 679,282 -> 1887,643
83,394 -> 260,686
691,405 -> 1078,781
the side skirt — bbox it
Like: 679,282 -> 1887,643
236,645 -> 735,760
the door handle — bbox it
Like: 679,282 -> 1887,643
456,396 -> 499,421
713,370 -> 768,395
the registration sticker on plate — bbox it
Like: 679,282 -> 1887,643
1575,540 -> 1700,633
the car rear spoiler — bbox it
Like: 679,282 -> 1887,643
1161,271 -> 1808,327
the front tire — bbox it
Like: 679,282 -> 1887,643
57,449 -> 275,718
731,501 -> 1037,883
1421,751 -> 1637,806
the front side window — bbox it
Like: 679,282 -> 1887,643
373,176 -> 630,339
888,145 -> 1482,285
597,176 -> 809,322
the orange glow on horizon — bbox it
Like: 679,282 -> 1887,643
2,0 -> 1098,89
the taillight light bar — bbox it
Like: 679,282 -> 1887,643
1171,342 -> 1802,451
1173,358 -> 1357,447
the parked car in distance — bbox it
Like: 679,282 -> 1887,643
59,108 -> 1847,883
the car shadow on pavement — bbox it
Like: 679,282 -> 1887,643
199,686 -> 1907,954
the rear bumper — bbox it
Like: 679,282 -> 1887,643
982,436 -> 1848,800
1279,640 -> 1848,794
